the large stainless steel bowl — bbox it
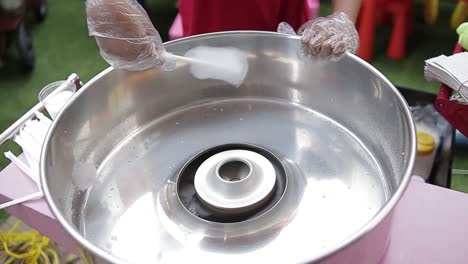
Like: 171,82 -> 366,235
41,31 -> 416,264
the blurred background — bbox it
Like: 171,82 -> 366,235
0,0 -> 467,249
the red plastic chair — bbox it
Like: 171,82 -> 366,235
357,0 -> 414,61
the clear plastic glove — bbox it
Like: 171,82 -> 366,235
86,0 -> 169,71
278,12 -> 359,60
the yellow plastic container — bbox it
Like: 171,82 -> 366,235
414,130 -> 437,181
417,131 -> 435,156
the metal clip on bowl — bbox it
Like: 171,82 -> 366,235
0,73 -> 82,209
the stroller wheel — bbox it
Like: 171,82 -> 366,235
15,21 -> 35,73
35,0 -> 48,22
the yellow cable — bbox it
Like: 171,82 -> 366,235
0,220 -> 56,264
1,221 -> 94,264
45,247 -> 59,264
39,250 -> 50,264
1,221 -> 39,260
79,247 -> 96,264
3,255 -> 15,264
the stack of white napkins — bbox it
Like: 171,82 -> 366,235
424,52 -> 468,101
13,111 -> 52,179
0,112 -> 52,210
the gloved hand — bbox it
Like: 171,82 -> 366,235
278,12 -> 359,60
86,0 -> 169,71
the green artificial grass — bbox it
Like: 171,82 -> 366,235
0,0 -> 176,169
0,0 -> 467,191
0,0 -> 176,134
0,209 -> 8,225
452,173 -> 468,192
0,0 -> 103,168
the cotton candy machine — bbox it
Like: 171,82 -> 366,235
40,31 -> 416,263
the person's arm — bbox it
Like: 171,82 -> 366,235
86,0 -> 168,71
331,0 -> 362,23
277,0 -> 361,59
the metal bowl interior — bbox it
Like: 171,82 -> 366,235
41,31 -> 415,264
